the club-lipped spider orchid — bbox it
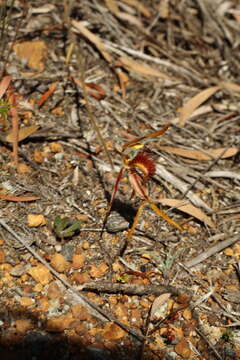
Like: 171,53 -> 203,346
105,124 -> 183,242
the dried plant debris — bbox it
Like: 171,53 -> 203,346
0,1 -> 240,359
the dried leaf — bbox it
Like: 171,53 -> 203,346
6,125 -> 40,142
175,337 -> 193,358
105,0 -> 147,28
158,0 -> 169,18
31,4 -> 55,14
8,92 -> 19,167
179,86 -> 221,126
222,81 -> 240,92
150,293 -> 171,321
158,198 -> 215,228
0,75 -> 11,99
121,0 -> 151,17
115,68 -> 129,98
116,12 -> 145,29
119,56 -> 174,80
0,194 -> 40,202
72,20 -> 112,64
38,82 -> 58,107
72,77 -> 106,100
13,41 -> 48,72
105,0 -> 119,15
158,146 -> 238,160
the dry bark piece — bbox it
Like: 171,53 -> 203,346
38,82 -> 58,107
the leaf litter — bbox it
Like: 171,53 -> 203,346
0,1 -> 240,359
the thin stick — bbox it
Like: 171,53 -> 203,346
77,49 -> 114,170
184,235 -> 239,268
195,328 -> 223,360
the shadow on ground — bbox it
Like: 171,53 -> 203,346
0,306 -> 156,360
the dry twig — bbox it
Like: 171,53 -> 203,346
184,235 -> 239,268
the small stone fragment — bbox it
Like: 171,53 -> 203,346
113,303 -> 128,320
224,248 -> 234,256
72,272 -> 90,284
89,263 -> 109,278
101,322 -> 125,341
82,241 -> 89,250
19,297 -> 35,307
28,264 -> 52,285
131,309 -> 142,325
72,254 -> 85,269
37,296 -> 49,311
18,163 -> 30,173
34,150 -> 44,163
46,313 -> 73,332
49,142 -> 63,153
47,281 -> 62,300
71,304 -> 91,321
11,263 -> 30,277
183,308 -> 192,321
15,319 -> 33,334
105,211 -> 128,233
0,249 -> 5,264
50,253 -> 68,273
33,283 -> 43,292
27,214 -> 46,227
